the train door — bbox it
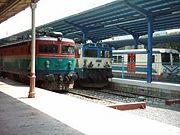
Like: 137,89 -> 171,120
127,53 -> 136,72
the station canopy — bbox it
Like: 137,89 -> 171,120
1,0 -> 180,43
0,0 -> 35,24
104,35 -> 180,49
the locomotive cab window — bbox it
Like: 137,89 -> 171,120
84,49 -> 98,57
61,46 -> 74,54
172,54 -> 180,64
161,53 -> 170,63
39,44 -> 58,54
100,50 -> 111,58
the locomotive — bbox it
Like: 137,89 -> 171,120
75,43 -> 113,88
112,48 -> 180,81
0,32 -> 77,90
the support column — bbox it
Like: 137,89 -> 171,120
147,17 -> 153,83
28,1 -> 37,98
123,0 -> 154,83
83,31 -> 87,44
133,34 -> 139,49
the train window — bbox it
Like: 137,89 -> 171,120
61,46 -> 74,54
172,54 -> 180,63
39,44 -> 58,54
84,49 -> 98,57
106,51 -> 111,58
112,56 -> 117,63
161,53 -> 170,63
118,56 -> 122,63
100,50 -> 105,57
100,50 -> 111,58
152,55 -> 155,63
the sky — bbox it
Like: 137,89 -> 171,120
0,0 -> 114,38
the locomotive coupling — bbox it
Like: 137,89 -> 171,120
58,73 -> 78,82
45,74 -> 55,82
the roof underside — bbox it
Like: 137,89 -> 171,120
0,0 -> 32,24
104,35 -> 180,49
1,0 -> 180,43
39,0 -> 180,41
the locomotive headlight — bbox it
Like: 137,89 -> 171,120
83,59 -> 87,68
104,62 -> 110,68
163,69 -> 167,73
68,61 -> 72,70
45,60 -> 50,69
88,61 -> 93,68
58,75 -> 63,82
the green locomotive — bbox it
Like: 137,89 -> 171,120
0,33 -> 77,90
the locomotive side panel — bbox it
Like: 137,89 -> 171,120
0,41 -> 31,80
0,35 -> 77,90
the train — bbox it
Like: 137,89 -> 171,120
112,48 -> 180,81
74,43 -> 113,88
0,32 -> 77,90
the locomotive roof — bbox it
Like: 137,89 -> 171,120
113,48 -> 180,54
36,36 -> 74,43
75,42 -> 110,49
0,36 -> 75,48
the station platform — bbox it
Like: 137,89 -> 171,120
109,78 -> 180,99
0,79 -> 180,135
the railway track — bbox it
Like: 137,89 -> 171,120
100,89 -> 167,100
68,90 -> 119,105
67,88 -> 170,107
99,89 -> 137,98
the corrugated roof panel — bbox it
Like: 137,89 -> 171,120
1,0 -> 179,43
0,0 -> 34,24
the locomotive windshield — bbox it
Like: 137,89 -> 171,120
39,44 -> 58,54
100,50 -> 111,58
161,53 -> 170,63
172,53 -> 180,64
162,53 -> 180,65
61,46 -> 74,54
84,49 -> 98,57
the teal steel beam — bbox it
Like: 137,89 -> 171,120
64,20 -> 88,42
123,0 -> 153,83
133,34 -> 139,49
115,26 -> 140,49
123,1 -> 149,17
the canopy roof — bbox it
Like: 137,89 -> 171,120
0,0 -> 36,24
1,0 -> 180,44
104,35 -> 180,49
39,0 -> 180,41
